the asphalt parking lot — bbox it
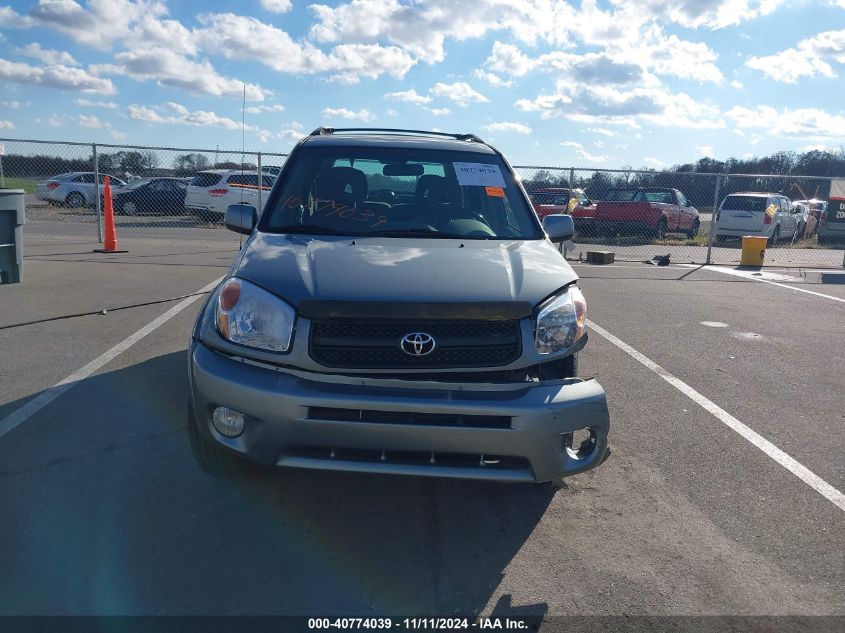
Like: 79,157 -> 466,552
0,237 -> 843,622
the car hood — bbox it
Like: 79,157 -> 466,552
234,232 -> 577,312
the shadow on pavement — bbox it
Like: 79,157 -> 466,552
0,351 -> 552,617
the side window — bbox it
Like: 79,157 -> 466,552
779,198 -> 789,214
678,192 -> 688,207
78,174 -> 95,184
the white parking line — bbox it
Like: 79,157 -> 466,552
0,277 -> 223,441
587,318 -> 845,513
694,265 -> 845,302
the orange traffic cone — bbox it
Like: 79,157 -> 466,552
94,175 -> 127,253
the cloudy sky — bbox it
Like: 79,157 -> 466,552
0,0 -> 844,167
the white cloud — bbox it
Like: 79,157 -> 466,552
0,59 -> 116,94
483,121 -> 532,134
471,69 -> 513,88
47,113 -> 68,127
74,99 -> 119,109
28,0 -> 170,50
260,0 -> 292,13
644,157 -> 666,167
194,13 -> 414,83
726,105 -> 845,139
517,82 -> 722,130
425,107 -> 451,116
0,6 -> 36,27
1,101 -> 22,109
561,141 -> 609,163
695,145 -> 716,157
96,47 -> 266,100
79,114 -> 103,128
17,42 -> 78,66
746,29 -> 845,83
384,89 -> 432,104
245,104 -> 286,114
322,107 -> 376,122
483,32 -> 722,85
484,41 -> 537,77
307,0 -> 565,63
279,122 -> 307,142
110,129 -> 128,141
128,102 -> 253,131
618,0 -> 786,30
730,79 -> 743,88
0,120 -> 15,130
587,127 -> 616,137
429,82 -> 488,106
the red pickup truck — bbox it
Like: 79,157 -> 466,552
593,187 -> 700,239
528,187 -> 597,232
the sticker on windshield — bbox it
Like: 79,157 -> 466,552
485,186 -> 505,198
454,162 -> 506,188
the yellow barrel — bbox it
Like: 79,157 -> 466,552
740,235 -> 767,266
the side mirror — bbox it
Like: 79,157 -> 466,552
543,214 -> 574,243
225,203 -> 257,235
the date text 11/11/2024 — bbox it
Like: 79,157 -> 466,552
307,617 -> 531,630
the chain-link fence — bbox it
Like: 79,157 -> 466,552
1,137 -> 843,267
0,138 -> 288,246
517,166 -> 845,267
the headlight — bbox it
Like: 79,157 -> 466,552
216,278 -> 295,352
535,285 -> 587,355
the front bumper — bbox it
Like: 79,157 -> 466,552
188,342 -> 611,483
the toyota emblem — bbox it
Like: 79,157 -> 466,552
400,332 -> 436,357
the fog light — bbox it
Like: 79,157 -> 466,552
212,406 -> 245,438
563,428 -> 596,460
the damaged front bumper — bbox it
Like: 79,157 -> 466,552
188,341 -> 611,483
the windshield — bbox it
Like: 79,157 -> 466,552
121,179 -> 149,190
260,147 -> 542,239
605,189 -> 643,201
722,195 -> 768,212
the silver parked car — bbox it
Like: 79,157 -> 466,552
714,192 -> 799,245
36,172 -> 126,208
187,128 -> 611,485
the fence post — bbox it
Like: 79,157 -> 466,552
93,143 -> 103,243
257,152 -> 262,214
705,174 -> 721,265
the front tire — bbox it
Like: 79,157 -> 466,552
654,218 -> 667,240
187,399 -> 251,478
768,226 -> 780,247
686,219 -> 700,239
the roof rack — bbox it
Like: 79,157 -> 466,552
309,127 -> 485,143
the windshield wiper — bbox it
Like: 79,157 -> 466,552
265,225 -> 352,235
367,228 -> 494,239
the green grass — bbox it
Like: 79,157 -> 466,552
0,177 -> 38,194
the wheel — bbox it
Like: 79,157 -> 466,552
768,227 -> 780,247
686,219 -> 700,239
654,219 -> 667,240
123,201 -> 137,216
65,191 -> 85,208
818,233 -> 827,245
187,399 -> 251,478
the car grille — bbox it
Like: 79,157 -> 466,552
308,407 -> 512,429
309,319 -> 522,369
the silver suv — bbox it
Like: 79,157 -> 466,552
188,128 -> 611,484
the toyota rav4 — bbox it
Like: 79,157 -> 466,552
188,128 -> 611,484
